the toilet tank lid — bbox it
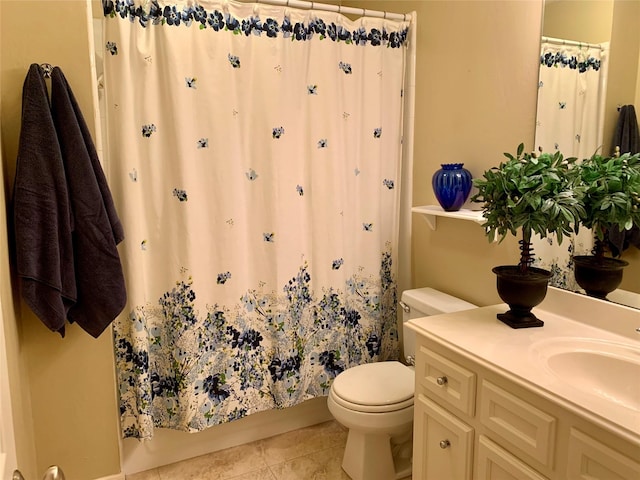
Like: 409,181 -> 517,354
401,287 -> 476,315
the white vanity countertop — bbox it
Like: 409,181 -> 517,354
407,298 -> 640,446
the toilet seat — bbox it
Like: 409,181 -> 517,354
330,361 -> 414,413
330,389 -> 414,413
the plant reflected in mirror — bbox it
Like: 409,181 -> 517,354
573,151 -> 640,299
578,151 -> 640,258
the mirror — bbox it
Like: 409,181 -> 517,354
536,0 -> 640,308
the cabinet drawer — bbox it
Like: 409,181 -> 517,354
417,345 -> 476,416
476,435 -> 548,480
479,380 -> 556,468
414,394 -> 474,480
566,428 -> 640,480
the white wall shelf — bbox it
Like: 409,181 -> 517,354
412,205 -> 486,230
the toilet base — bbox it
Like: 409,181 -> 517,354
391,430 -> 413,479
340,428 -> 413,480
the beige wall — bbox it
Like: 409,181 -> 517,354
637,47 -> 640,108
412,0 -> 543,305
0,1 -> 121,479
350,0 -> 640,298
0,4 -> 38,478
542,0 -> 614,43
637,48 -> 640,109
4,0 -> 637,478
346,0 -> 543,306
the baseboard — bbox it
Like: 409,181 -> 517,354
95,473 -> 126,480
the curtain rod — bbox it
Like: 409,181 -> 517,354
541,35 -> 604,51
250,0 -> 411,21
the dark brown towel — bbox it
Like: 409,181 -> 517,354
50,66 -> 126,338
612,105 -> 640,155
13,64 -> 76,336
609,105 -> 640,255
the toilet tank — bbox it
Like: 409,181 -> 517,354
400,288 -> 476,363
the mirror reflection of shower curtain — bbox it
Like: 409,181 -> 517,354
533,40 -> 609,291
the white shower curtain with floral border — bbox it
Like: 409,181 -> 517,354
102,0 -> 409,439
533,41 -> 608,291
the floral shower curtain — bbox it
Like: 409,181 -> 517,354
102,0 -> 410,439
533,40 -> 608,290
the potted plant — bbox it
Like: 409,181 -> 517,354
573,150 -> 640,299
471,144 -> 584,328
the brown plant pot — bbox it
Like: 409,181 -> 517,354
573,255 -> 629,300
492,265 -> 551,328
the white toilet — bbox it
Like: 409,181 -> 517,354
327,287 -> 476,480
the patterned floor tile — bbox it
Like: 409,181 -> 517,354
268,446 -> 350,480
126,469 -> 161,480
226,467 -> 277,480
125,421 -> 410,480
257,421 -> 348,466
157,442 -> 269,480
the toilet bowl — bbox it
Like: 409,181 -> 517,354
328,361 -> 414,480
328,288 -> 476,480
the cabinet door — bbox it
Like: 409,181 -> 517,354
566,428 -> 640,480
414,394 -> 474,480
476,435 -> 548,480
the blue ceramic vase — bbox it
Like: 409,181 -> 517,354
432,163 -> 472,211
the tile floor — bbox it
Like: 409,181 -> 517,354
127,421 -> 349,480
125,420 -> 411,480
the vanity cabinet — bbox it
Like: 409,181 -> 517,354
412,337 -> 640,480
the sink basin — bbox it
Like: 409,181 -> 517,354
529,338 -> 640,411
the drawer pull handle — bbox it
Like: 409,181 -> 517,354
436,376 -> 448,386
439,439 -> 451,449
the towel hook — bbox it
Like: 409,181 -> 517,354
40,63 -> 53,79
